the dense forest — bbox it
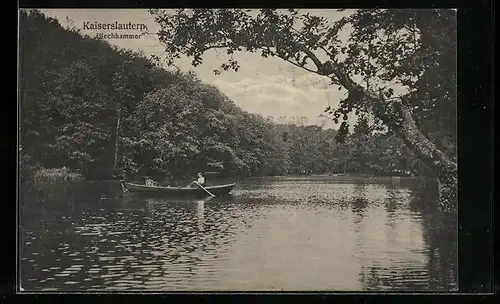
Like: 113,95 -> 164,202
19,10 -> 431,183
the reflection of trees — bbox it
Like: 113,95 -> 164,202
351,184 -> 369,231
353,181 -> 457,291
407,186 -> 458,290
384,186 -> 400,233
127,196 -> 244,288
144,197 -> 208,233
21,182 -> 245,290
20,182 -> 116,290
350,183 -> 370,267
384,186 -> 399,214
358,184 -> 457,291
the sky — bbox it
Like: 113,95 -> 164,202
38,9 -> 357,129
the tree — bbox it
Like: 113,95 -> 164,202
22,10 -> 303,182
111,54 -> 157,177
348,116 -> 371,173
49,60 -> 113,177
150,8 -> 457,212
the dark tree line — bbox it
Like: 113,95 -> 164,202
19,10 -> 430,183
275,117 -> 428,177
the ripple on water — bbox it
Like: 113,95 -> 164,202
98,257 -> 116,262
21,179 -> 457,291
87,269 -> 101,274
101,273 -> 123,279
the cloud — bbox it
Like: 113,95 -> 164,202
211,74 -> 346,127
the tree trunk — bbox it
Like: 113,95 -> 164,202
392,105 -> 457,212
287,46 -> 457,211
344,143 -> 350,174
112,112 -> 121,174
317,61 -> 456,212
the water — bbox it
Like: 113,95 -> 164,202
19,177 -> 457,291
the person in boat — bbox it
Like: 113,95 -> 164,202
145,177 -> 158,186
189,173 -> 205,188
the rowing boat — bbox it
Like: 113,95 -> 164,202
120,180 -> 235,198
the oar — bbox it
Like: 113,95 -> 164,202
194,181 -> 215,197
203,195 -> 215,203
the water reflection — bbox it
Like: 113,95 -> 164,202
20,178 -> 457,291
408,186 -> 458,291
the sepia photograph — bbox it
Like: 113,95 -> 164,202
18,8 -> 458,292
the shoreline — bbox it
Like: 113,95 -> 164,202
248,174 -> 436,185
25,170 -> 434,185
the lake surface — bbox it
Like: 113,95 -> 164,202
19,177 -> 457,292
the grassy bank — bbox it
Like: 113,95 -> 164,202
33,167 -> 83,184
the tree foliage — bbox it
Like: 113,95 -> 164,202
150,8 -> 457,210
150,9 -> 455,144
20,9 -> 442,185
18,10 -> 298,180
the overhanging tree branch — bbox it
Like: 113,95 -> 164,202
199,43 -> 233,53
261,46 -> 319,74
148,8 -> 458,211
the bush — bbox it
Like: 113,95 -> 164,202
33,167 -> 83,183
